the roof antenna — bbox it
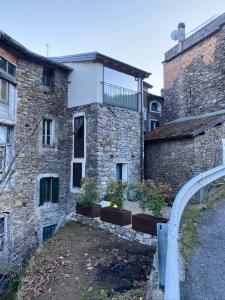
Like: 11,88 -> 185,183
46,43 -> 49,57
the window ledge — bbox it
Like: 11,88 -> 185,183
39,202 -> 58,210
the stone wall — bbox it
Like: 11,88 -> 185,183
145,123 -> 225,192
163,25 -> 225,122
0,55 -> 75,270
68,213 -> 156,246
68,102 -> 142,194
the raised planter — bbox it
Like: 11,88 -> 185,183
76,203 -> 101,218
100,207 -> 131,226
132,213 -> 168,236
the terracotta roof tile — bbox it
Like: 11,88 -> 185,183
145,114 -> 225,142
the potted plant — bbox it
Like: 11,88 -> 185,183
76,177 -> 101,218
100,181 -> 131,226
132,180 -> 168,236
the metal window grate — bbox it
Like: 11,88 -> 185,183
43,224 -> 57,242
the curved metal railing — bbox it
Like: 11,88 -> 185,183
164,164 -> 225,300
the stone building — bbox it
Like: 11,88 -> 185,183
145,13 -> 225,192
0,33 -> 151,270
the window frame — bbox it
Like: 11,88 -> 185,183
42,68 -> 54,92
0,78 -> 9,104
115,162 -> 128,183
42,118 -> 54,147
0,214 -> 9,255
71,112 -> 86,192
0,56 -> 16,78
150,101 -> 162,113
38,174 -> 59,206
150,119 -> 159,131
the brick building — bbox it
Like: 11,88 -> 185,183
145,13 -> 225,192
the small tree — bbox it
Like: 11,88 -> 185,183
105,181 -> 127,209
79,177 -> 99,206
134,180 -> 166,217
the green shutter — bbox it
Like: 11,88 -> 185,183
39,178 -> 45,206
52,177 -> 59,203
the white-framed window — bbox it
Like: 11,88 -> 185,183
0,125 -> 12,176
0,217 -> 5,251
71,112 -> 86,191
38,174 -> 59,206
0,56 -> 16,78
116,163 -> 128,183
149,119 -> 159,131
150,101 -> 161,113
42,118 -> 54,146
0,79 -> 9,104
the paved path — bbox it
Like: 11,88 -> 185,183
181,201 -> 225,300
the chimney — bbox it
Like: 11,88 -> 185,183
178,22 -> 186,52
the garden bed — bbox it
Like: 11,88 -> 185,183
18,222 -> 155,300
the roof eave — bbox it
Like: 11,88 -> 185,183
0,31 -> 73,72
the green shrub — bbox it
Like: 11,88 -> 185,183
134,180 -> 167,217
79,177 -> 99,206
105,181 -> 127,209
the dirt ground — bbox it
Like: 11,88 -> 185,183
18,222 -> 155,300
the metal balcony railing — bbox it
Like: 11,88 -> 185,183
102,82 -> 138,111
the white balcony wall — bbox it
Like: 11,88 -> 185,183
65,62 -> 103,108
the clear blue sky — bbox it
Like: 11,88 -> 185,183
1,0 -> 225,94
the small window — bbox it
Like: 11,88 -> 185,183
116,163 -> 128,182
43,119 -> 53,146
0,217 -> 5,251
72,163 -> 82,188
39,177 -> 59,205
43,224 -> 57,242
150,101 -> 161,113
8,62 -> 16,77
0,146 -> 6,174
42,68 -> 54,92
0,57 -> 7,72
0,79 -> 8,104
150,120 -> 159,131
74,116 -> 84,158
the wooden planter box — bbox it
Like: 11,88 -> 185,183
132,213 -> 168,236
76,203 -> 101,218
100,207 -> 131,226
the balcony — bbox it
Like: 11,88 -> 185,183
102,82 -> 138,111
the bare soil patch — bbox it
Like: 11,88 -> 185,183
19,222 -> 155,300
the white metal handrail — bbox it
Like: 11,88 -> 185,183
164,164 -> 225,300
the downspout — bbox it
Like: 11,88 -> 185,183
140,78 -> 144,181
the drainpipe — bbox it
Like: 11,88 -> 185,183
139,78 -> 144,181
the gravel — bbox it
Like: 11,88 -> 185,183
181,201 -> 225,300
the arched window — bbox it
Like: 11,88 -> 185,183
150,101 -> 161,113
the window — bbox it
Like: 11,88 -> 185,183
150,101 -> 161,113
42,68 -> 54,92
116,163 -> 128,182
74,116 -> 84,158
0,217 -> 4,251
150,120 -> 159,131
72,163 -> 82,188
0,79 -> 8,103
43,119 -> 53,146
72,113 -> 86,191
0,56 -> 16,78
43,224 -> 57,242
0,146 -> 6,174
39,177 -> 59,205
